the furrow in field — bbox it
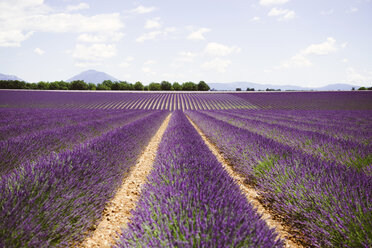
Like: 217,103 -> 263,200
77,113 -> 171,248
186,115 -> 301,248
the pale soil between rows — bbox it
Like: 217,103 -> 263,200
75,113 -> 172,248
186,115 -> 302,248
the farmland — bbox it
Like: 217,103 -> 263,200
0,90 -> 371,247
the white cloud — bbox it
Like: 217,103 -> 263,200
130,5 -> 156,14
141,66 -> 156,75
66,3 -> 89,12
260,0 -> 290,6
77,32 -> 124,43
278,37 -> 341,69
77,34 -> 106,43
301,37 -> 337,55
277,54 -> 312,69
346,67 -> 371,83
268,8 -> 295,20
176,52 -> 198,62
33,47 -> 45,55
341,58 -> 348,63
0,30 -> 33,47
136,27 -> 176,42
204,42 -> 241,57
0,0 -> 124,47
145,18 -> 162,29
72,43 -> 116,61
349,7 -> 358,13
136,31 -> 162,42
251,16 -> 261,22
171,52 -> 198,68
187,28 -> 211,40
118,57 -> 134,68
202,58 -> 231,73
25,13 -> 124,33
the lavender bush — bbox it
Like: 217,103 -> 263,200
116,111 -> 282,248
0,111 -> 167,247
0,110 -> 151,175
201,110 -> 372,170
187,110 -> 372,247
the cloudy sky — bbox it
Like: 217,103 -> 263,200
1,0 -> 371,86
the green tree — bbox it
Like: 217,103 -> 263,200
102,80 -> 113,89
160,81 -> 172,90
0,80 -> 27,89
246,87 -> 255,91
69,80 -> 88,90
96,83 -> 110,90
117,81 -> 132,90
182,82 -> 197,91
236,88 -> 242,91
197,81 -> 210,91
149,82 -> 161,91
111,82 -> 121,90
144,85 -> 149,91
37,81 -> 50,90
172,82 -> 182,91
28,83 -> 38,89
49,81 -> 69,90
134,81 -> 144,90
358,87 -> 367,90
88,83 -> 96,90
56,81 -> 69,90
49,82 -> 60,90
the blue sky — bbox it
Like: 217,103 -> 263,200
0,0 -> 371,86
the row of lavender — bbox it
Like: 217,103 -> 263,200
0,108 -> 143,141
0,109 -> 152,175
232,91 -> 372,110
226,110 -> 371,144
202,110 -> 372,171
0,110 -> 168,247
187,110 -> 371,247
115,111 -> 282,247
1,90 -> 371,110
0,90 -> 255,110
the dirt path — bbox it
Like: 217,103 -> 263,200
76,113 -> 171,248
186,115 -> 301,248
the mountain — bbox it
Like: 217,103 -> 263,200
67,70 -> 119,84
208,82 -> 361,91
0,73 -> 25,81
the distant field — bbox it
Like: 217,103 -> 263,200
1,90 -> 372,110
0,90 -> 371,247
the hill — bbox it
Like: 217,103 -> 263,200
0,73 -> 25,81
67,70 -> 119,84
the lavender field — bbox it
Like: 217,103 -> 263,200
0,90 -> 371,248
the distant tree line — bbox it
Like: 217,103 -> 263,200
0,80 -> 210,91
354,86 -> 372,90
235,87 -> 280,91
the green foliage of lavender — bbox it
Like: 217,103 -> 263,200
0,111 -> 167,247
187,111 -> 372,247
116,111 -> 282,248
203,110 -> 372,171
